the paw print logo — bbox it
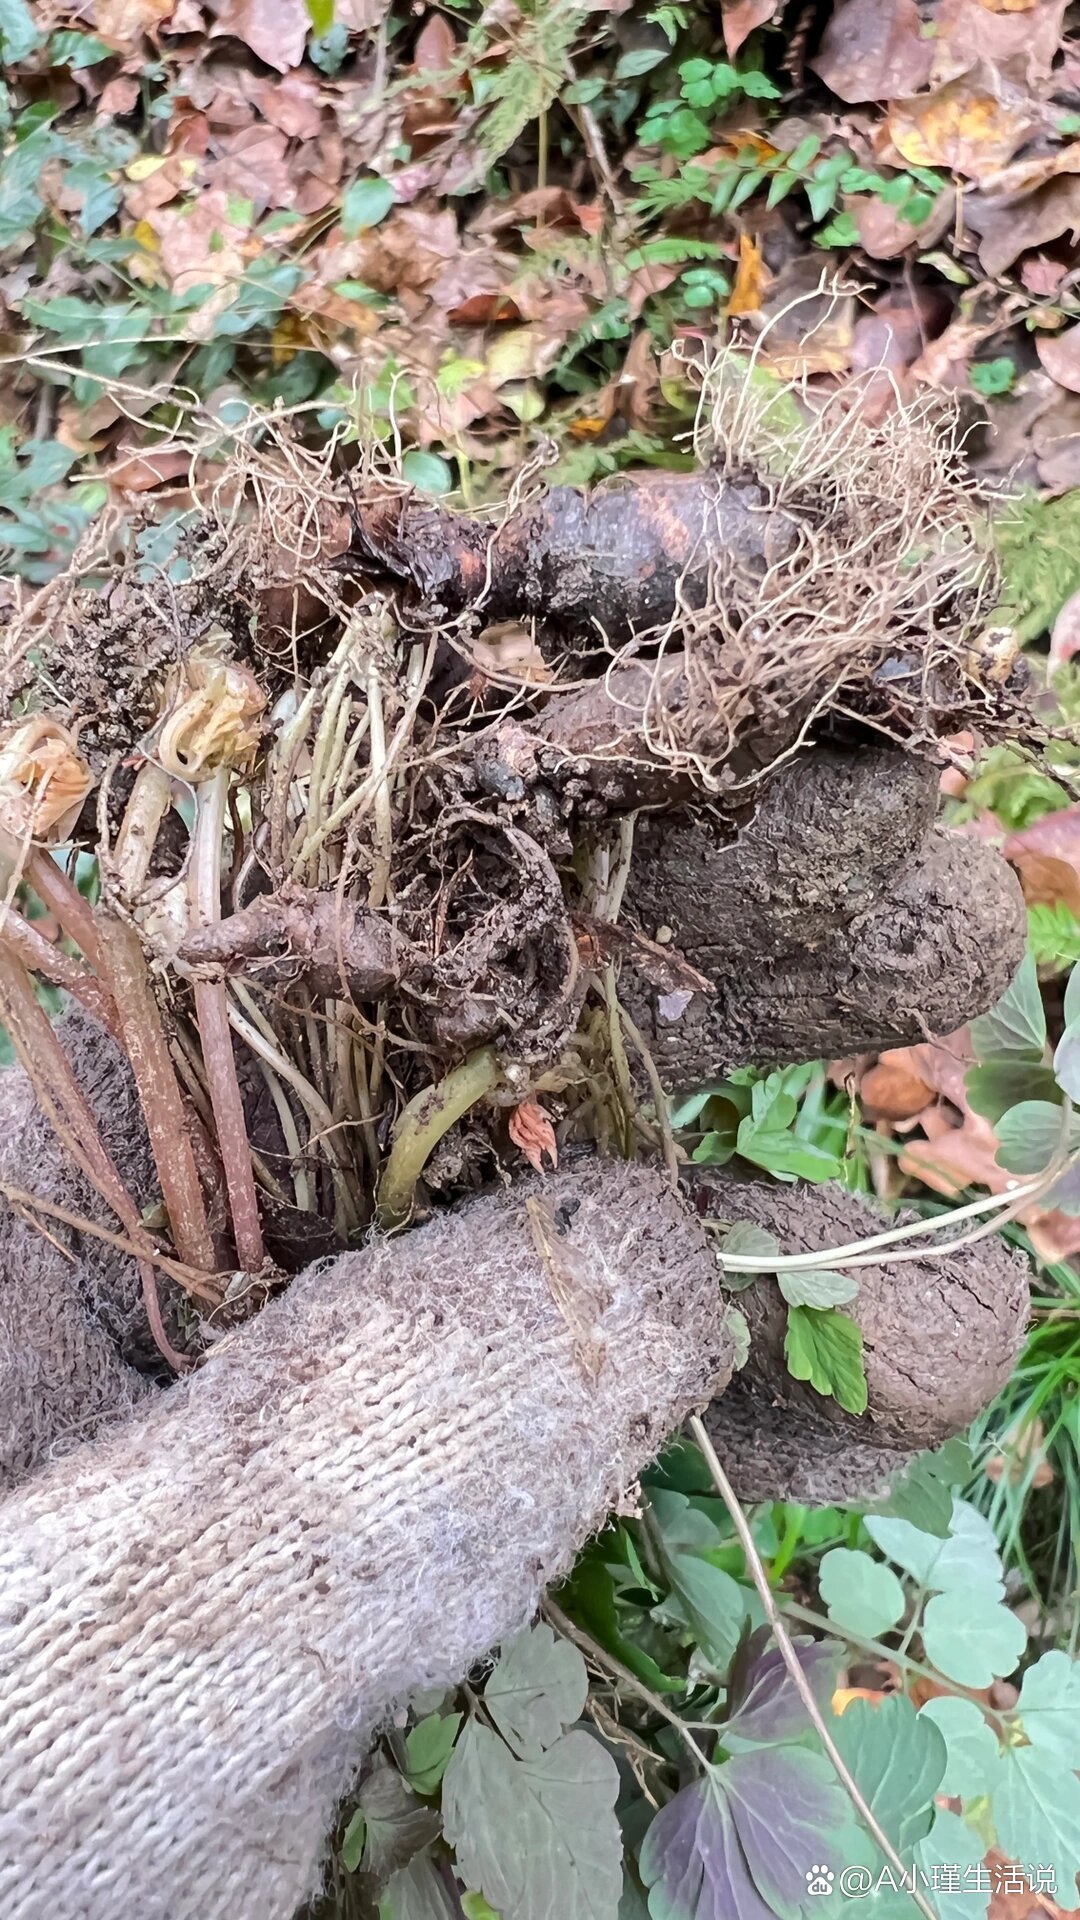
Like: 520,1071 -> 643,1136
806,1867 -> 836,1897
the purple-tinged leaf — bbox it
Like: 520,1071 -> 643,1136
721,1747 -> 853,1918
639,1774 -> 776,1920
725,1638 -> 843,1747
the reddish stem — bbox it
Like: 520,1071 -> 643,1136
25,848 -> 105,974
1,906 -> 122,1042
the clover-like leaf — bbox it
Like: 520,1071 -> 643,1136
725,1636 -> 843,1747
917,1697 -> 1003,1799
405,1712 -> 463,1795
970,953 -> 1046,1063
484,1624 -> 588,1759
993,1745 -> 1080,1910
819,1549 -> 905,1639
866,1498 -> 1003,1596
832,1695 -> 945,1854
443,1721 -> 622,1920
1014,1650 -> 1080,1768
921,1591 -> 1026,1688
784,1306 -> 867,1414
777,1269 -> 859,1309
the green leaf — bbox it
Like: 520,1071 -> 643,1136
970,357 -> 1017,397
380,1856 -> 459,1920
718,1221 -> 777,1287
872,1442 -> 972,1538
401,449 -> 454,495
914,1809 -> 991,1920
484,1624 -> 588,1760
995,1100 -> 1077,1174
737,1113 -> 843,1182
993,1745 -> 1080,1909
342,1808 -> 367,1873
0,0 -> 39,60
354,1765 -> 441,1882
918,1697 -> 1003,1798
305,0 -> 335,32
1015,1650 -> 1080,1767
777,1268 -> 859,1309
921,1590 -> 1026,1687
866,1499 -> 1003,1596
818,1548 -> 905,1638
660,1551 -> 748,1669
48,28 -> 112,64
461,1898 -> 502,1920
784,1306 -> 868,1414
341,175 -> 395,236
1053,1021 -> 1080,1104
615,46 -> 668,77
970,952 -> 1046,1063
815,211 -> 859,248
1065,965 -> 1080,1030
405,1712 -> 463,1794
442,1722 -> 622,1920
965,1060 -> 1061,1125
832,1695 -> 946,1852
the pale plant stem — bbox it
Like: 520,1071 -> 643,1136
376,1047 -> 501,1229
716,1179 -> 1046,1275
190,768 -> 264,1273
366,663 -> 393,912
543,1598 -> 708,1765
780,1601 -> 1010,1732
1,1177 -> 218,1300
227,986 -> 359,1234
688,1414 -> 940,1920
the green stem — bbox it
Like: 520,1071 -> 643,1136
376,1046 -> 501,1229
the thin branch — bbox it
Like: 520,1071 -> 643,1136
543,1598 -> 707,1764
688,1414 -> 940,1920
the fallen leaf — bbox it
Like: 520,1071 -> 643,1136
147,189 -> 249,296
1021,252 -> 1069,295
854,186 -> 953,259
509,1100 -> 558,1172
93,0 -> 176,37
720,0 -> 777,58
859,1055 -> 935,1120
1033,393 -> 1080,489
96,75 -> 141,118
207,0 -> 311,72
1005,806 -> 1080,915
888,68 -> 1039,181
727,232 -> 770,316
107,448 -> 194,491
1036,325 -> 1080,394
414,11 -> 458,70
812,0 -> 934,103
911,316 -> 994,390
977,174 -> 1080,277
932,0 -> 1069,85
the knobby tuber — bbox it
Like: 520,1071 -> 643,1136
695,1169 -> 1028,1500
620,752 -> 1027,1083
347,471 -> 800,648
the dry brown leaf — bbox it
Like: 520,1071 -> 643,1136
207,0 -> 310,72
147,190 -> 249,297
1036,324 -> 1080,393
977,174 -> 1080,277
859,1055 -> 935,1120
811,0 -> 934,103
727,232 -> 770,316
1004,805 -> 1080,915
509,1100 -> 558,1172
888,69 -> 1039,181
93,0 -> 175,37
720,0 -> 777,58
107,448 -> 194,491
932,0 -> 1068,85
